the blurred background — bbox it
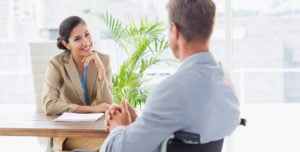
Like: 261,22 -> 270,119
0,0 -> 299,151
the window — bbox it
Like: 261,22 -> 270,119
231,0 -> 300,152
0,0 -> 36,104
232,0 -> 300,103
0,0 -> 12,41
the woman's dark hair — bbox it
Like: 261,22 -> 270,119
57,16 -> 86,51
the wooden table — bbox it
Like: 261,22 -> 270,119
0,109 -> 108,138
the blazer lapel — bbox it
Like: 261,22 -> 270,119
63,53 -> 84,104
86,62 -> 98,104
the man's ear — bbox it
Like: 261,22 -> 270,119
170,22 -> 180,39
62,40 -> 71,50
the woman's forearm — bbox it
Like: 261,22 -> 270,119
74,103 -> 111,113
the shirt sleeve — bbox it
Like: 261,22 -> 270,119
100,77 -> 187,152
100,126 -> 127,152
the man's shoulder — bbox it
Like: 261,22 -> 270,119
152,72 -> 187,95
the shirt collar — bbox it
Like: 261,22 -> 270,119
178,52 -> 217,70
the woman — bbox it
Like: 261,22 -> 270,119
42,16 -> 113,152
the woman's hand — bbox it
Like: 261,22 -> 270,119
74,102 -> 111,113
82,52 -> 105,80
92,103 -> 111,113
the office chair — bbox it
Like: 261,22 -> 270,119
161,118 -> 246,152
160,131 -> 224,152
29,42 -> 61,152
29,42 -> 61,112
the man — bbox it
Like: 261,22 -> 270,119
100,0 -> 240,151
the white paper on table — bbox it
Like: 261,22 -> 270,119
53,112 -> 104,122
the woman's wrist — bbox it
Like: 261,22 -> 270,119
74,103 -> 111,113
100,103 -> 111,111
97,67 -> 105,81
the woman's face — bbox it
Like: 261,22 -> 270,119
64,23 -> 93,60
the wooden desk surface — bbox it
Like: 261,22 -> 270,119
0,108 -> 108,138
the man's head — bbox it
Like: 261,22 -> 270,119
167,0 -> 216,43
167,0 -> 216,60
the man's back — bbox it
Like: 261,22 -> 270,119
143,52 -> 240,145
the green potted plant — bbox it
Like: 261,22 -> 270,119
85,10 -> 169,108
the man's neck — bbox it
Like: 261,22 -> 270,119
179,40 -> 209,61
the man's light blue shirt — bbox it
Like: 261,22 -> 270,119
100,52 -> 240,152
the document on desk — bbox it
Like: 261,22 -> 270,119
53,112 -> 104,122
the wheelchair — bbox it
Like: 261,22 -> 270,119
72,119 -> 246,152
160,118 -> 246,152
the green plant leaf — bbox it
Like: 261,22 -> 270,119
85,11 -> 170,107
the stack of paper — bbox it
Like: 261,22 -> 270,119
53,112 -> 104,122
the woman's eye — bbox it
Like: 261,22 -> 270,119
85,33 -> 90,37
